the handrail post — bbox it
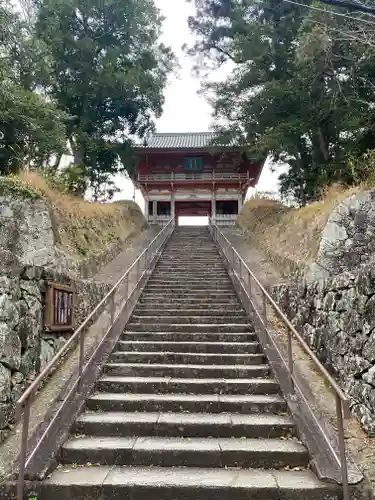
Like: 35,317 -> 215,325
110,291 -> 116,326
136,257 -> 140,282
336,394 -> 350,500
262,291 -> 267,328
17,402 -> 31,500
144,247 -> 148,275
287,327 -> 294,392
78,328 -> 85,392
124,273 -> 129,301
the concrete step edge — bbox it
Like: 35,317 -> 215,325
41,465 -> 340,500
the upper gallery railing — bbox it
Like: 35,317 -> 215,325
138,172 -> 252,182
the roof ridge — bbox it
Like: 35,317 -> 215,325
152,132 -> 216,136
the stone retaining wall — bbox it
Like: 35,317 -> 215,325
272,267 -> 375,435
306,190 -> 375,282
0,250 -> 110,442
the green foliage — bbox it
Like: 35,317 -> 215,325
0,82 -> 69,174
34,0 -> 175,188
348,150 -> 375,188
0,0 -> 174,196
0,2 -> 68,174
188,0 -> 375,205
40,164 -> 88,196
0,175 -> 42,200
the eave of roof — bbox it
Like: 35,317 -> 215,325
136,132 -> 217,150
133,132 -> 253,153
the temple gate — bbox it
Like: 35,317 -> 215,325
134,132 -> 265,226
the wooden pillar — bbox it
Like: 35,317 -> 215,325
171,192 -> 175,220
238,193 -> 243,214
153,200 -> 157,224
144,194 -> 149,222
211,190 -> 216,222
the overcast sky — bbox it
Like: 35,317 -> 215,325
114,0 -> 287,208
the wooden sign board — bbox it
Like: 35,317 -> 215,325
45,282 -> 74,332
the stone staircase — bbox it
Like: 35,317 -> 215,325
39,227 -> 340,499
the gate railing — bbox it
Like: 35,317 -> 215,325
15,218 -> 175,500
208,219 -> 353,500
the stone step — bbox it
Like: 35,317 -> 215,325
109,351 -> 265,365
74,412 -> 295,438
120,332 -> 258,342
134,305 -> 243,313
96,376 -> 279,395
104,362 -> 270,379
155,256 -> 222,260
128,316 -> 249,325
147,278 -> 230,283
158,264 -> 224,267
147,281 -> 233,287
115,340 -> 261,353
166,246 -> 216,248
150,278 -> 230,283
163,241 -> 214,244
61,435 -> 309,468
87,392 -> 288,414
144,284 -> 231,290
155,265 -> 226,271
161,254 -> 219,258
125,324 -> 252,333
155,270 -> 226,275
145,286 -> 235,293
138,297 -> 240,305
130,310 -> 246,317
156,264 -> 225,271
159,256 -> 221,260
39,466 -> 340,500
146,285 -> 234,291
163,240 -> 214,243
144,281 -> 230,287
161,247 -> 217,251
140,292 -> 239,300
151,277 -> 230,282
163,245 -> 217,248
152,271 -> 229,277
157,254 -> 220,258
149,276 -> 231,282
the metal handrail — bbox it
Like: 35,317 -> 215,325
208,219 -> 350,500
16,218 -> 175,500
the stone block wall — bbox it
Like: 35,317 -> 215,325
0,250 -> 110,442
306,190 -> 375,282
0,188 -> 148,443
272,267 -> 375,435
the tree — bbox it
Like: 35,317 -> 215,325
0,2 -> 68,174
187,0 -> 375,204
34,0 -> 175,188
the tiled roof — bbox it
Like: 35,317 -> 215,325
143,132 -> 217,149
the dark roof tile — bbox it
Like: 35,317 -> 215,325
143,132 -> 217,149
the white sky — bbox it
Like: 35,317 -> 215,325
112,0 -> 287,210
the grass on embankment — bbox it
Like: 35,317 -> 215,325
0,171 -> 146,259
237,185 -> 360,275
